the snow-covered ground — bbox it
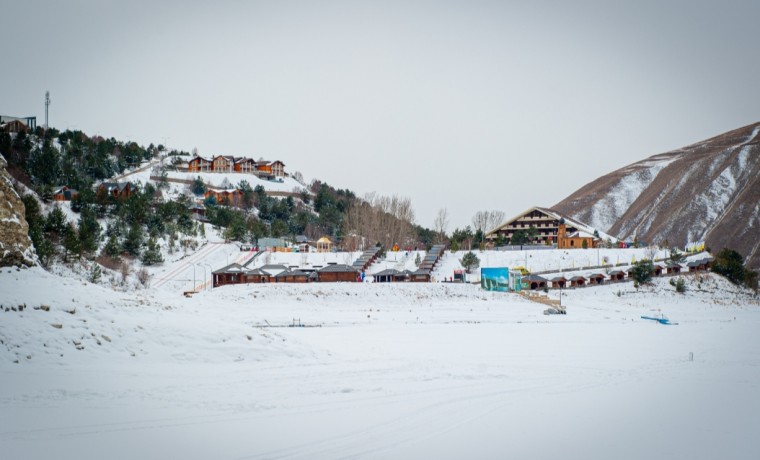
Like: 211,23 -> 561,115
1,260 -> 759,460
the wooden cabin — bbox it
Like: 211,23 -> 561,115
409,268 -> 431,283
245,268 -> 270,283
665,263 -> 682,275
373,269 -> 400,283
589,273 -> 606,285
569,276 -> 586,287
550,276 -> 567,289
687,260 -> 707,272
653,264 -> 664,276
608,270 -> 625,282
52,186 -> 79,201
274,270 -> 310,283
98,182 -> 134,199
523,275 -> 548,290
317,264 -> 360,282
212,263 -> 248,288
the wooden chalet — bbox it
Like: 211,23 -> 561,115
255,161 -> 273,178
409,268 -> 431,282
569,275 -> 586,287
317,264 -> 360,282
188,155 -> 212,172
52,186 -> 79,201
212,155 -> 235,173
588,273 -> 606,285
550,276 -> 567,289
212,263 -> 248,288
98,182 -> 134,199
270,160 -> 286,177
608,270 -> 626,282
234,157 -> 257,173
653,264 -> 664,276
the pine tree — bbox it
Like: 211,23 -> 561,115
123,222 -> 144,257
103,233 -> 122,260
141,237 -> 164,265
460,251 -> 481,273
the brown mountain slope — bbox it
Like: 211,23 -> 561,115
554,122 -> 760,269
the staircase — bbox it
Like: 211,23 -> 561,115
418,244 -> 446,271
352,246 -> 383,272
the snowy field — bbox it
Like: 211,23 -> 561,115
1,265 -> 759,460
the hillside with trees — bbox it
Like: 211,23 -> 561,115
1,127 -> 437,274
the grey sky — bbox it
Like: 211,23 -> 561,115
3,0 -> 759,230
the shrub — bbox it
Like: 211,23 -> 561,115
674,278 -> 686,293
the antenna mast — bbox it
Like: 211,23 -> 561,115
44,91 -> 51,128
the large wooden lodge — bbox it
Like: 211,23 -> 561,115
486,206 -> 617,248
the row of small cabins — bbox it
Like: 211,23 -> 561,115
521,258 -> 714,290
212,263 -> 433,287
212,245 -> 446,288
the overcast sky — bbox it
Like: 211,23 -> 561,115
3,0 -> 759,229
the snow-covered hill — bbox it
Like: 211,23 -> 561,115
554,122 -> 760,269
1,265 -> 759,460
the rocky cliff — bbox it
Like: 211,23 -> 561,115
554,122 -> 760,269
0,153 -> 35,267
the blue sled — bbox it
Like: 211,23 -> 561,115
641,315 -> 679,325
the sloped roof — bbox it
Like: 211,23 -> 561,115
318,264 -> 358,273
373,269 -> 401,277
212,263 -> 247,275
522,274 -> 548,282
487,206 -> 617,242
259,264 -> 289,275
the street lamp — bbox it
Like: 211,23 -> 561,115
196,263 -> 207,291
203,263 -> 213,290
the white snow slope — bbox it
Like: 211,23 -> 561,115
1,264 -> 759,460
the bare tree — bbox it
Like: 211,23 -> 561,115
433,208 -> 449,243
486,210 -> 505,233
472,210 -> 506,246
472,211 -> 489,238
342,192 -> 416,249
